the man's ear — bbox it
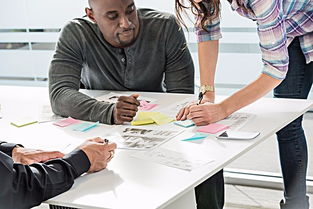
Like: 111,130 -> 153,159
85,7 -> 96,23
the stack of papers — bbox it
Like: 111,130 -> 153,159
131,112 -> 174,126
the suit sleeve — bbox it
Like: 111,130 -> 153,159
0,141 -> 22,157
0,149 -> 90,209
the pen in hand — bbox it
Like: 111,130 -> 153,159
197,92 -> 203,105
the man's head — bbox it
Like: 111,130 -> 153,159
86,0 -> 140,48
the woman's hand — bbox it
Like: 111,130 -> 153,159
176,101 -> 197,121
176,91 -> 216,121
187,102 -> 228,126
201,91 -> 215,104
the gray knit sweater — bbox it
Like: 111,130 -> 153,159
49,8 -> 194,124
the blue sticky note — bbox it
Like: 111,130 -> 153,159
174,120 -> 195,128
181,132 -> 209,141
72,121 -> 99,132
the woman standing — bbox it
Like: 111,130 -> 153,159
176,0 -> 312,208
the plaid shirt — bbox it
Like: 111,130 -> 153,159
196,0 -> 313,79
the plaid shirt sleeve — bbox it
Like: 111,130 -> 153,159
251,0 -> 289,80
196,16 -> 222,42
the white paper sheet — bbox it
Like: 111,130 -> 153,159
132,148 -> 214,171
96,92 -> 157,103
104,127 -> 181,150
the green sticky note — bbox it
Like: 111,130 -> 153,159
11,119 -> 38,128
72,121 -> 99,132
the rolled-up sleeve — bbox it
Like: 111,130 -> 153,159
252,0 -> 289,80
196,16 -> 222,42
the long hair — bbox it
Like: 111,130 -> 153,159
175,0 -> 221,32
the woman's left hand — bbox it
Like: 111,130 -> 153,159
187,102 -> 228,126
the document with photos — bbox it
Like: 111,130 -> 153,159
218,112 -> 254,131
132,148 -> 214,171
105,127 -> 181,150
96,92 -> 157,103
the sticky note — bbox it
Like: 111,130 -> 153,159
131,120 -> 155,126
72,121 -> 99,132
174,120 -> 195,128
139,100 -> 157,111
11,119 -> 38,128
131,112 -> 155,126
131,112 -> 174,126
53,117 -> 79,127
150,112 -> 174,125
197,123 -> 229,134
182,133 -> 209,141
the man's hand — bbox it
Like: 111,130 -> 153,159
12,147 -> 64,165
113,94 -> 140,124
78,137 -> 117,173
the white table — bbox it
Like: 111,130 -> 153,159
1,86 -> 312,209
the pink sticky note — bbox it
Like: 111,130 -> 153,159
197,123 -> 229,134
139,100 -> 157,111
53,117 -> 79,127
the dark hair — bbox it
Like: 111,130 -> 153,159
175,0 -> 221,32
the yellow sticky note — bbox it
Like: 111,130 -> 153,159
150,112 -> 174,125
131,112 -> 174,126
131,112 -> 155,126
131,120 -> 154,126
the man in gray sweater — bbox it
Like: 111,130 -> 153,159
49,0 -> 194,125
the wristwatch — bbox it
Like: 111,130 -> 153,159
199,85 -> 215,94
